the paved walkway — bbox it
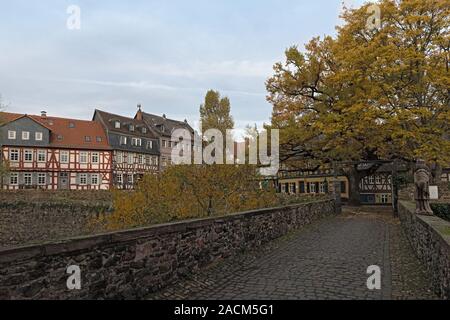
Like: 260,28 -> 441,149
148,209 -> 437,300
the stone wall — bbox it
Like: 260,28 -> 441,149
0,199 -> 335,300
399,182 -> 450,202
398,201 -> 450,299
0,201 -> 112,249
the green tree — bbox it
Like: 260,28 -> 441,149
199,90 -> 235,136
267,0 -> 450,204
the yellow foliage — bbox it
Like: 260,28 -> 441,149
267,0 -> 450,167
99,165 -> 281,231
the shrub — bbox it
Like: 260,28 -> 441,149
431,203 -> 450,222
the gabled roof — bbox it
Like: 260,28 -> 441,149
94,109 -> 158,139
139,111 -> 194,137
0,112 -> 53,131
0,111 -> 110,150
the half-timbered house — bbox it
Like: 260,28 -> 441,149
93,108 -> 160,189
0,111 -> 112,190
137,108 -> 195,171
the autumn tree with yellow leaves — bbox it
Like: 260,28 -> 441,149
100,164 -> 279,230
267,0 -> 449,204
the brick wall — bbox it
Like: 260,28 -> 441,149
398,201 -> 450,299
0,199 -> 335,299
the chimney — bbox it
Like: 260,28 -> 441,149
41,111 -> 47,118
136,104 -> 143,121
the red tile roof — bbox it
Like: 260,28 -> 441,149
0,112 -> 111,150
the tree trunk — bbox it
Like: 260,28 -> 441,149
347,166 -> 361,206
431,162 -> 442,184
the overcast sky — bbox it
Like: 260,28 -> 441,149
0,0 -> 364,137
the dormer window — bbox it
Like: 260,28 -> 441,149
142,127 -> 147,134
96,136 -> 102,142
8,131 -> 16,140
69,122 -> 75,128
131,138 -> 142,147
114,121 -> 121,129
85,136 -> 91,142
120,136 -> 127,145
129,125 -> 135,132
57,134 -> 63,141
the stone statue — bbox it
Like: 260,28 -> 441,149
414,159 -> 433,216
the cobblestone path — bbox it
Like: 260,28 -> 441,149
148,209 -> 437,300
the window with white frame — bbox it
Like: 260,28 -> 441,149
24,150 -> 33,162
162,140 -> 167,148
24,173 -> 32,185
22,131 -> 30,140
116,151 -> 123,163
8,130 -> 16,139
9,149 -> 19,162
309,182 -> 316,193
37,173 -> 46,186
152,157 -> 158,166
79,173 -> 88,185
375,175 -> 382,185
145,155 -> 151,165
60,151 -> 69,163
91,152 -> 99,164
128,153 -> 134,164
132,138 -> 141,147
37,150 -> 46,162
120,136 -> 127,145
79,152 -> 88,164
147,141 -> 153,149
381,194 -> 389,204
138,154 -> 144,165
368,175 -> 375,184
9,173 -> 18,185
91,174 -> 99,185
35,132 -> 43,141
127,174 -> 133,184
319,182 -> 326,194
114,121 -> 120,129
116,174 -> 123,185
289,183 -> 296,194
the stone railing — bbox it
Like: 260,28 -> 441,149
398,201 -> 450,299
0,199 -> 335,300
